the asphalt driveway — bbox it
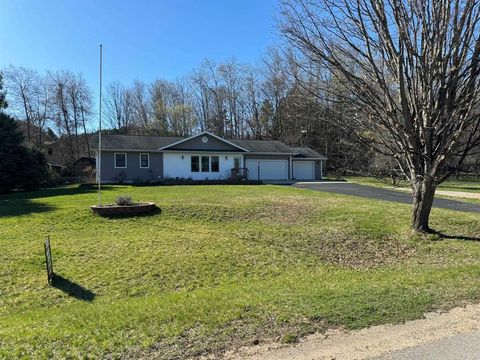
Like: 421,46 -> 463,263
375,330 -> 480,360
291,182 -> 480,213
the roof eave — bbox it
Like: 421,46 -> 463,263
293,157 -> 328,160
158,131 -> 249,152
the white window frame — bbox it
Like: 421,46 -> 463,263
139,153 -> 150,168
191,155 -> 200,172
201,156 -> 210,172
114,152 -> 127,168
210,156 -> 219,173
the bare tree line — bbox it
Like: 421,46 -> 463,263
101,50 -> 363,169
3,47 -> 422,175
4,66 -> 93,164
103,52 -> 294,140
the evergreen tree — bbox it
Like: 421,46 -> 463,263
0,112 -> 49,193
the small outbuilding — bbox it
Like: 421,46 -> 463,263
72,157 -> 96,179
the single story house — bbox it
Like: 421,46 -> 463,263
92,132 -> 326,183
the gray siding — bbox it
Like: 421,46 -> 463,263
315,160 -> 325,179
99,151 -> 163,182
167,134 -> 243,152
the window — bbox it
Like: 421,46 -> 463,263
211,156 -> 219,172
140,153 -> 149,168
201,156 -> 209,172
115,153 -> 127,168
191,156 -> 199,172
47,148 -> 53,155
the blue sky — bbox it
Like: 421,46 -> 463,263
1,0 -> 280,90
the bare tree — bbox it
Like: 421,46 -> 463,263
49,71 -> 76,163
105,82 -> 133,132
5,66 -> 54,147
261,48 -> 291,139
244,67 -> 263,139
0,72 -> 7,109
4,66 -> 37,143
150,79 -> 170,134
30,75 -> 52,147
131,80 -> 151,130
218,59 -> 246,138
76,76 -> 93,158
281,0 -> 480,232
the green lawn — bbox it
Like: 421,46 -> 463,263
1,184 -> 480,359
347,176 -> 480,193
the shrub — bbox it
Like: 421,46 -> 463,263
116,195 -> 134,206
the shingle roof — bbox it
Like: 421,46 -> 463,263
230,139 -> 296,153
291,147 -> 327,159
91,135 -> 182,150
91,134 -> 326,157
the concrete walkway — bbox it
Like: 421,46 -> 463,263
291,182 -> 480,213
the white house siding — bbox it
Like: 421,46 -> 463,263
162,152 -> 243,180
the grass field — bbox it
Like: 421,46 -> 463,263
347,176 -> 480,193
1,184 -> 480,359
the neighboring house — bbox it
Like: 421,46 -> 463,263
72,157 -> 96,178
91,132 -> 326,183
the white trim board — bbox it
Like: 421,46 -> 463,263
158,131 -> 249,152
139,153 -> 150,168
114,152 -> 127,168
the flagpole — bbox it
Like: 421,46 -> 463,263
98,44 -> 103,206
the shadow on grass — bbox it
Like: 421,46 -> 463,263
433,231 -> 480,242
0,198 -> 56,217
1,184 -> 119,201
32,184 -> 118,199
52,274 -> 96,301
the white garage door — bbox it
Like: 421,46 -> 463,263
246,160 -> 289,180
293,161 -> 315,180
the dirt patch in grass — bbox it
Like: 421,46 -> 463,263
236,227 -> 415,269
163,204 -> 256,222
309,232 -> 415,268
224,303 -> 480,360
125,316 -> 326,360
163,196 -> 316,225
257,196 -> 316,224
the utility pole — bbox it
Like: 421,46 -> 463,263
300,128 -> 307,147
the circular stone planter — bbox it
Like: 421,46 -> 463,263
91,202 -> 159,216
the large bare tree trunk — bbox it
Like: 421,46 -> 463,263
411,179 -> 436,233
281,0 -> 480,233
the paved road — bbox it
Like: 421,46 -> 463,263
291,182 -> 480,213
375,330 -> 480,360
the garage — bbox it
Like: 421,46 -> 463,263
293,161 -> 315,180
246,160 -> 289,180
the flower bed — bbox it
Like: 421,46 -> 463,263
91,202 -> 158,216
